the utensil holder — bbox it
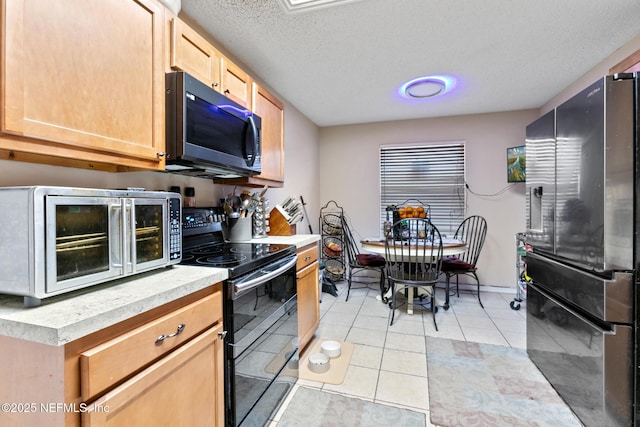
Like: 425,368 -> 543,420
268,208 -> 296,236
222,217 -> 252,242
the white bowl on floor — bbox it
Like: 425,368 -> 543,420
321,340 -> 342,358
308,353 -> 330,374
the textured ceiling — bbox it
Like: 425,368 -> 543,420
180,0 -> 640,127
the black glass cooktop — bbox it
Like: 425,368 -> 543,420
180,208 -> 295,278
181,241 -> 294,273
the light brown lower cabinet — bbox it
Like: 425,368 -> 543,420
82,324 -> 224,427
0,285 -> 224,427
296,243 -> 320,352
80,288 -> 225,427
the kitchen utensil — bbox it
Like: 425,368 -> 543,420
239,191 -> 251,217
231,195 -> 242,213
300,195 -> 313,233
289,212 -> 303,225
281,196 -> 293,210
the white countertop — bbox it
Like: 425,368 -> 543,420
0,265 -> 228,347
249,234 -> 320,248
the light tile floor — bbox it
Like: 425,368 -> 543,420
269,280 -> 526,426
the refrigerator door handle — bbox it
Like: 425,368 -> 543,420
527,251 -> 633,324
530,283 -> 615,334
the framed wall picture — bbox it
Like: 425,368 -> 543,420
507,145 -> 526,182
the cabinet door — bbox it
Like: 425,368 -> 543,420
169,18 -> 222,90
221,58 -> 252,108
1,0 -> 165,169
297,261 -> 319,352
252,83 -> 285,183
82,324 -> 225,427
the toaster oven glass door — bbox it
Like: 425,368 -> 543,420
129,199 -> 168,273
46,196 -> 124,293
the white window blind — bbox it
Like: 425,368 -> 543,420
380,141 -> 466,235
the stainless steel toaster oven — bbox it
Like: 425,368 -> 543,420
0,186 -> 181,306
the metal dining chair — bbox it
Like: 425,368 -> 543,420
385,218 -> 443,330
342,217 -> 387,301
441,215 -> 487,309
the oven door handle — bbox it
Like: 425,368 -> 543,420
230,254 -> 298,299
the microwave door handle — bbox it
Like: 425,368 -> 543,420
247,115 -> 258,167
110,202 -> 124,269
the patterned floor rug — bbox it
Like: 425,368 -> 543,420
426,337 -> 583,427
279,386 -> 426,427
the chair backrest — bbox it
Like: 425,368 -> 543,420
385,218 -> 443,284
341,217 -> 360,266
453,215 -> 487,267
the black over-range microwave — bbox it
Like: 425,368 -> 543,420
165,71 -> 262,178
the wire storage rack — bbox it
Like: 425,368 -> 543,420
510,232 -> 530,310
319,201 -> 345,281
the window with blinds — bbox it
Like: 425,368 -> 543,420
380,141 -> 466,235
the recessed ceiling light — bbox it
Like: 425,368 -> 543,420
278,0 -> 364,13
399,75 -> 456,99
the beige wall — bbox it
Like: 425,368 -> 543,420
542,34 -> 640,114
318,110 -> 538,288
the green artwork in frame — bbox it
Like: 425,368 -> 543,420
507,146 -> 526,182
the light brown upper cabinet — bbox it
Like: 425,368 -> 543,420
222,59 -> 253,108
169,17 -> 222,90
0,0 -> 166,171
252,83 -> 285,183
610,48 -> 640,74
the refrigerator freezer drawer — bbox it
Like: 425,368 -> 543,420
527,284 -> 632,427
526,252 -> 633,324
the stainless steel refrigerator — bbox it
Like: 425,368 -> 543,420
525,73 -> 638,427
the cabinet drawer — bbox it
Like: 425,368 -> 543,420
82,324 -> 224,427
80,291 -> 222,400
297,244 -> 318,270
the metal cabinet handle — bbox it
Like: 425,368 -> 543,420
304,255 -> 312,261
218,330 -> 228,340
155,324 -> 185,345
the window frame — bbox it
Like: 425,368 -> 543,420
379,140 -> 466,236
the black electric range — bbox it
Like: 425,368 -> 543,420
181,208 -> 300,427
